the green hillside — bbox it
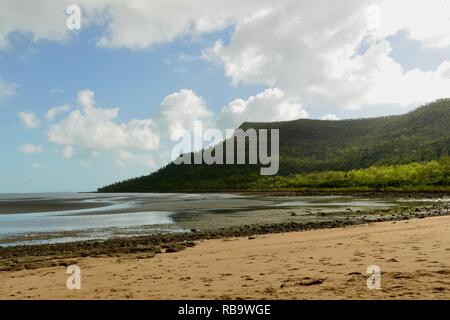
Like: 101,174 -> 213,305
98,99 -> 450,192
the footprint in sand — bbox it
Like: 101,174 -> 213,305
220,273 -> 233,277
435,269 -> 450,275
350,257 -> 362,262
296,277 -> 326,286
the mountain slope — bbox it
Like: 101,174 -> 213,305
99,99 -> 450,192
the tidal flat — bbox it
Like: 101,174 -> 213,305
0,192 -> 404,246
0,192 -> 448,272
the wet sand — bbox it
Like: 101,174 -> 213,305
0,200 -> 109,214
0,193 -> 403,246
1,215 -> 450,299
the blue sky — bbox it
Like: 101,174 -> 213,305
0,26 -> 264,192
1,0 -> 450,193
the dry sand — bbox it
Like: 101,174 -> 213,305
1,215 -> 450,299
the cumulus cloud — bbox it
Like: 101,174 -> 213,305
218,88 -> 308,130
1,0 -> 449,54
321,114 -> 340,121
207,0 -> 450,109
95,0 -> 273,49
2,0 -> 449,51
156,87 -> 308,144
0,0 -> 273,49
0,0 -> 109,48
45,104 -> 70,121
19,144 -> 44,154
362,43 -> 450,106
205,0 -> 377,107
48,90 -> 160,151
158,89 -> 213,141
3,0 -> 450,175
18,112 -> 40,128
2,0 -> 450,112
378,0 -> 450,48
61,146 -> 74,159
43,87 -> 310,168
0,0 -> 70,48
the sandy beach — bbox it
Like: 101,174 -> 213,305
1,215 -> 450,299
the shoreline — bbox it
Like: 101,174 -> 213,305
1,190 -> 447,215
1,214 -> 450,299
0,192 -> 408,247
94,189 -> 450,197
0,199 -> 448,272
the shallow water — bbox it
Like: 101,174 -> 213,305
0,193 -> 398,246
0,211 -> 174,234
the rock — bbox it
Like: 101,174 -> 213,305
297,277 -> 326,286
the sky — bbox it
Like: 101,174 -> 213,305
0,0 -> 450,193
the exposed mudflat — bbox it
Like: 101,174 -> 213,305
0,195 -> 448,272
2,214 -> 450,299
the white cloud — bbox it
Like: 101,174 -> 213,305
157,87 -> 307,142
40,87 -> 308,169
48,90 -> 160,151
361,41 -> 450,106
95,0 -> 273,49
0,0 -> 109,48
46,88 -> 307,168
18,112 -> 40,128
321,114 -> 340,121
61,146 -> 74,159
0,0 -> 270,50
378,0 -> 450,48
19,144 -> 44,154
45,104 -> 70,121
218,88 -> 308,130
158,89 -> 213,141
207,0 -> 450,109
1,0 -> 449,113
0,77 -> 17,97
0,0 -> 70,48
0,0 -> 449,53
206,0 -> 379,108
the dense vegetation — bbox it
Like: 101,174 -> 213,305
99,99 -> 450,192
248,157 -> 450,191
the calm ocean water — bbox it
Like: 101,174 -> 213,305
0,193 -> 397,246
